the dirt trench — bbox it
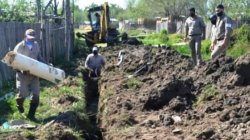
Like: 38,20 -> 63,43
97,45 -> 250,140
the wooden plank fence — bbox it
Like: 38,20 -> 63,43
0,22 -> 66,88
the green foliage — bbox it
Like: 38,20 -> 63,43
126,78 -> 141,89
228,42 -> 250,59
124,0 -> 250,19
143,30 -> 169,45
231,24 -> 250,43
174,45 -> 191,56
167,34 -> 184,45
74,5 -> 87,25
194,84 -> 219,107
126,29 -> 144,36
109,4 -> 125,19
0,0 -> 36,22
228,24 -> 250,58
201,40 -> 212,60
143,32 -> 212,60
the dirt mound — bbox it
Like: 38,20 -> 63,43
3,133 -> 26,140
38,123 -> 78,140
98,46 -> 250,139
143,78 -> 194,111
234,54 -> 250,85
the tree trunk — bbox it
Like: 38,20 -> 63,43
36,0 -> 41,22
65,0 -> 71,61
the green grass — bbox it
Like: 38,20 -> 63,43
126,78 -> 141,89
0,36 -> 91,139
227,42 -> 250,59
168,35 -> 211,60
0,72 -> 89,139
193,84 -> 219,107
125,29 -> 144,36
142,31 -> 212,60
167,33 -> 184,45
227,24 -> 250,58
143,24 -> 250,60
143,30 -> 169,45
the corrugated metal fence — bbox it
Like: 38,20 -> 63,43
0,22 -> 66,88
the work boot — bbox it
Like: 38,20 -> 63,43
27,102 -> 39,122
16,98 -> 25,113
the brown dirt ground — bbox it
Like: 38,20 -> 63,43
98,45 -> 250,140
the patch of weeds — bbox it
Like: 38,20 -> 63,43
126,78 -> 141,89
167,33 -> 184,45
21,130 -> 36,139
58,86 -> 74,94
193,84 -> 219,107
103,88 -> 115,98
228,42 -> 250,59
113,126 -> 136,135
173,45 -> 190,56
151,48 -> 158,55
126,29 -> 144,36
201,39 -> 212,60
228,24 -> 250,58
143,29 -> 169,45
117,114 -> 136,127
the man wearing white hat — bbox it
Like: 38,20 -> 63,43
85,46 -> 105,77
13,29 -> 45,121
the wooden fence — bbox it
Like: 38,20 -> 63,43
0,22 -> 66,88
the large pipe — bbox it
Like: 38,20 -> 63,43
2,51 -> 65,83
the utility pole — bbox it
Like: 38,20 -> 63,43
65,0 -> 71,61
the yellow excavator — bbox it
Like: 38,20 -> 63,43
76,2 -> 119,47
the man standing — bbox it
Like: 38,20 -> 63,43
14,29 -> 45,121
85,46 -> 105,77
210,4 -> 233,59
185,8 -> 206,66
84,47 -> 105,108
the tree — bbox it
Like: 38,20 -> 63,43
122,0 -> 250,21
65,0 -> 72,61
0,0 -> 36,22
109,4 -> 124,19
74,5 -> 86,25
141,0 -> 190,18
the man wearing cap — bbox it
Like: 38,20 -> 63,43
13,29 -> 45,121
210,4 -> 233,59
85,47 -> 105,77
185,8 -> 206,66
84,47 -> 105,108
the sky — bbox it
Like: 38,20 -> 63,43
75,0 -> 127,9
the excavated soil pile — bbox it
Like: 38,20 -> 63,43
98,45 -> 250,140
